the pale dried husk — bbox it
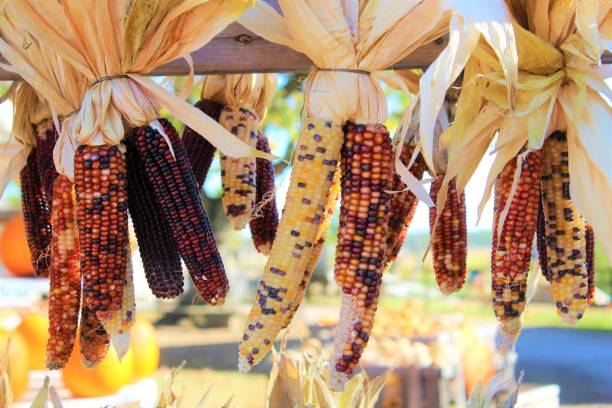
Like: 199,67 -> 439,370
419,0 -> 612,260
240,0 -> 462,205
202,73 -> 277,119
3,0 -> 261,180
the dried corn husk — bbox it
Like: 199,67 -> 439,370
202,74 -> 277,120
419,0 -> 612,260
0,7 -> 87,198
3,0 -> 263,181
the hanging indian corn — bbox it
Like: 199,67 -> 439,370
74,144 -> 129,323
491,150 -> 541,335
238,0 -> 513,388
385,141 -> 426,265
79,306 -> 110,368
249,132 -> 279,255
125,134 -> 184,299
46,175 -> 80,370
540,132 -> 589,323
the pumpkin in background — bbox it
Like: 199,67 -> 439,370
0,329 -> 29,401
463,336 -> 495,395
0,215 -> 35,277
130,319 -> 159,380
15,314 -> 49,370
62,338 -> 134,398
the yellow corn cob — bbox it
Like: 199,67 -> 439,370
282,166 -> 341,329
238,119 -> 343,372
219,106 -> 260,230
541,132 -> 589,323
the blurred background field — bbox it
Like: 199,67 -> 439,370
0,77 -> 610,407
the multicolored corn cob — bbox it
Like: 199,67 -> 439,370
585,225 -> 595,304
239,119 -> 343,372
282,167 -> 341,329
219,107 -> 260,230
331,123 -> 394,390
133,119 -> 228,305
125,135 -> 183,299
491,151 -> 541,330
79,306 -> 110,367
541,132 -> 589,323
74,145 -> 129,322
35,118 -> 59,200
20,148 -> 52,277
46,176 -> 80,370
536,197 -> 550,282
385,142 -> 426,265
249,132 -> 279,255
183,99 -> 225,189
429,177 -> 467,295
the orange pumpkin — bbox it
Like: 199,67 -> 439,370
62,338 -> 134,398
130,320 -> 160,380
0,215 -> 35,277
16,314 -> 49,370
463,338 -> 495,395
0,329 -> 29,402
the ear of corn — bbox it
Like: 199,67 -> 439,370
385,143 -> 426,265
219,107 -> 260,230
46,175 -> 81,370
249,132 -> 279,255
331,123 -> 394,390
183,99 -> 225,189
536,197 -> 550,282
491,151 -> 541,330
125,134 -> 184,299
20,148 -> 52,277
74,145 -> 129,323
133,119 -> 228,305
585,225 -> 595,305
282,166 -> 341,329
429,177 -> 467,295
239,119 -> 343,372
79,306 -> 110,368
35,118 -> 59,201
541,132 -> 589,323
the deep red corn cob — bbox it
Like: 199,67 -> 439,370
79,306 -> 110,367
74,145 -> 129,322
429,177 -> 467,294
491,151 -> 541,329
249,132 -> 279,255
125,135 -> 184,299
385,142 -> 426,265
35,118 -> 59,200
133,119 -> 228,305
20,148 -> 52,277
183,99 -> 225,189
332,123 -> 394,389
46,176 -> 81,369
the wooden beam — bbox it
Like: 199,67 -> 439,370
0,0 -> 448,80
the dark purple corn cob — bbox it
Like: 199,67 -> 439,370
35,118 -> 59,201
133,119 -> 228,305
20,148 -> 52,277
585,224 -> 595,304
125,135 -> 184,299
183,99 -> 225,189
536,195 -> 550,282
249,132 -> 279,255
